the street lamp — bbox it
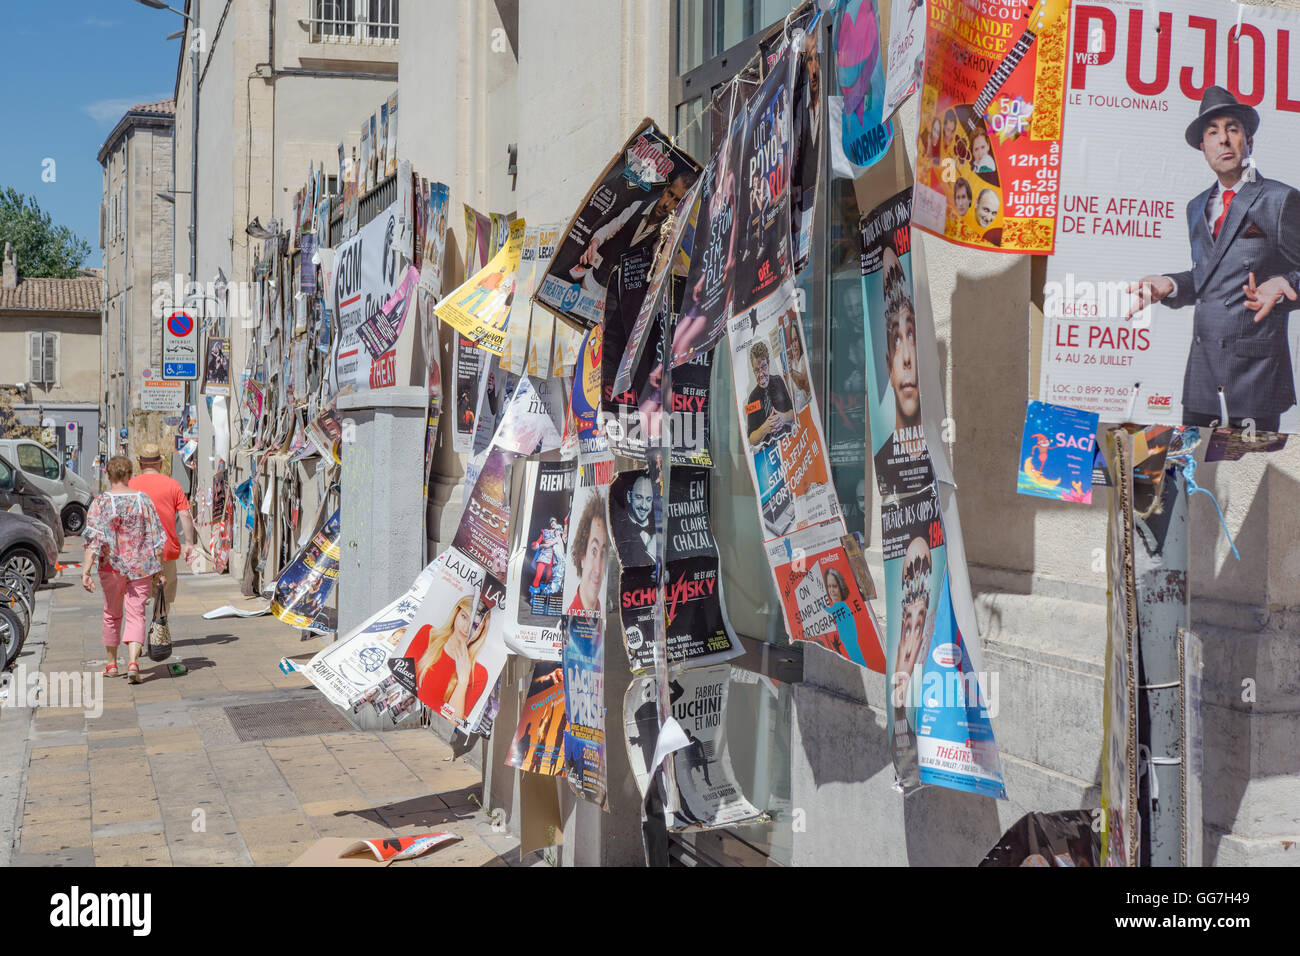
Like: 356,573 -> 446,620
135,0 -> 199,306
137,0 -> 201,471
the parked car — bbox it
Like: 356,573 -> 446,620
0,510 -> 60,589
0,455 -> 63,550
0,438 -> 93,535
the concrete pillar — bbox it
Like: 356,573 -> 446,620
336,386 -> 427,636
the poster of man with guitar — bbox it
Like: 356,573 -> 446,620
911,0 -> 1070,254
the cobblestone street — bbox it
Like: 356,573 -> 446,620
0,544 -> 525,867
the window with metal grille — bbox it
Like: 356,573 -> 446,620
28,331 -> 58,388
309,0 -> 399,43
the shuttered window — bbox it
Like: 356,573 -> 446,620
28,331 -> 58,387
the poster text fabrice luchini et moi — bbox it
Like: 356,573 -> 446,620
1042,0 -> 1300,434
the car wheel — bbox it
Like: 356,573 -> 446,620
62,503 -> 86,536
2,548 -> 43,591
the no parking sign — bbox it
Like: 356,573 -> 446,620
162,310 -> 198,380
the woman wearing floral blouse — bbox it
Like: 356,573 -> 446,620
82,455 -> 167,683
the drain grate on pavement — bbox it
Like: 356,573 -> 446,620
224,696 -> 354,742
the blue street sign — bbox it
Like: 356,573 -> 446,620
119,428 -> 128,439
163,362 -> 197,380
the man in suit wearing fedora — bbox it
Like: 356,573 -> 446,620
1128,86 -> 1300,431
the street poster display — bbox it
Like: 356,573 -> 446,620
765,518 -> 884,670
861,189 -> 936,497
357,265 -> 418,361
624,665 -> 763,831
883,0 -> 927,119
1041,0 -> 1300,433
724,278 -> 884,670
270,508 -> 341,628
562,480 -> 609,619
453,573 -> 511,731
674,42 -> 794,368
507,661 -> 567,775
505,458 -> 576,661
562,615 -> 607,809
502,225 -> 541,372
828,0 -> 893,175
911,0 -> 1071,254
302,556 -> 448,709
525,224 -> 563,376
418,182 -> 450,300
452,335 -> 484,453
572,327 -> 610,460
436,218 -> 527,355
729,282 -> 838,535
609,177 -> 701,397
534,119 -> 701,331
201,337 -> 231,396
394,549 -> 493,724
1102,426 -> 1139,867
611,467 -> 742,673
454,376 -> 564,579
331,199 -> 409,394
791,13 -> 825,261
1017,399 -> 1098,503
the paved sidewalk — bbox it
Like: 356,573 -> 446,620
1,544 -> 528,867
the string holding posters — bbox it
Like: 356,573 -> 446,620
1041,0 -> 1300,434
911,0 -> 1071,253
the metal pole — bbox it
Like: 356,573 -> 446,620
189,32 -> 199,424
1133,466 -> 1189,866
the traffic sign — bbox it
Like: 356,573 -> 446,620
119,428 -> 128,439
162,310 -> 198,381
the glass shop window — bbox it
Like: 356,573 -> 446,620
669,0 -> 840,868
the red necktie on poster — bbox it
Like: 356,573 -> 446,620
1213,189 -> 1236,237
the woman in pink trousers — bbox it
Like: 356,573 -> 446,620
82,455 -> 167,683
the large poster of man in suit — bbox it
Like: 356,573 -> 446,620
1041,1 -> 1300,433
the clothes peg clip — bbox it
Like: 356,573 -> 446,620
1217,386 -> 1229,427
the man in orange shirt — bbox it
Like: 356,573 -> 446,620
129,442 -> 195,605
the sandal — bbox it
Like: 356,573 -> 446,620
126,662 -> 141,684
103,663 -> 119,677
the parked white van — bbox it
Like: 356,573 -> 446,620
0,439 -> 94,535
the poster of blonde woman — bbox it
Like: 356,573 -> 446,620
399,571 -> 508,729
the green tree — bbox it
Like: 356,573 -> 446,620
0,188 -> 91,278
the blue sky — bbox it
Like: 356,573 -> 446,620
0,1 -> 184,268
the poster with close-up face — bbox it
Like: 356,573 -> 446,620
562,482 -> 610,620
730,282 -> 838,539
881,485 -> 1006,797
1041,0 -> 1300,434
395,550 -> 493,721
860,189 -> 935,498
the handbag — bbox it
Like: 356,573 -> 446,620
147,581 -> 173,662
